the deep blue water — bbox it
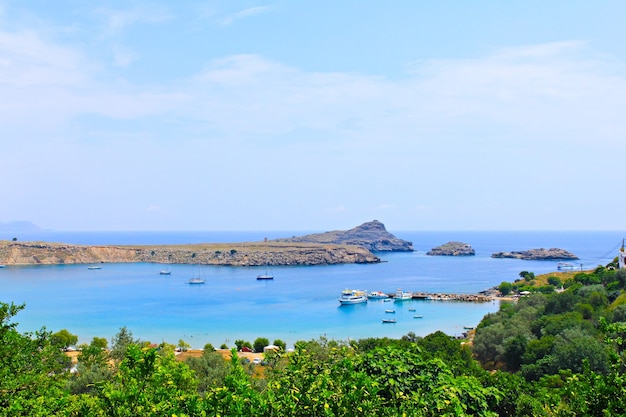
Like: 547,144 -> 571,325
0,230 -> 623,349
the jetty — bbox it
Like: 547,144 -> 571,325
383,291 -> 494,302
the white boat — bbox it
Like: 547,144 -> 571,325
160,269 -> 171,275
338,289 -> 368,305
413,315 -> 423,319
0,265 -> 5,268
187,277 -> 205,284
385,309 -> 396,314
557,262 -> 574,270
382,318 -> 397,323
394,289 -> 413,301
87,266 -> 102,270
367,291 -> 389,299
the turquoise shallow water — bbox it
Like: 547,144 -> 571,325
0,230 -> 623,348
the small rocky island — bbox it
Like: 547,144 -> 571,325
426,241 -> 475,256
491,248 -> 578,260
272,220 -> 413,252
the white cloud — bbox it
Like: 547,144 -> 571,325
94,6 -> 171,37
219,6 -> 270,26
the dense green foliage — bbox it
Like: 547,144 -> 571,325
4,263 -> 626,415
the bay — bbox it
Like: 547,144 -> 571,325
0,230 -> 623,349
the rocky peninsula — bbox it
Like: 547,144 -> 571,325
491,248 -> 578,260
426,241 -> 475,256
272,220 -> 413,252
0,240 -> 380,267
0,221 -> 416,266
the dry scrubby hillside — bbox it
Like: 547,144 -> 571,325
0,241 -> 380,266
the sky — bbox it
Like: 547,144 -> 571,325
1,1 -> 626,232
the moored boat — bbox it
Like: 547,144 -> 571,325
338,289 -> 367,305
385,309 -> 396,314
367,291 -> 389,299
394,289 -> 413,301
256,273 -> 274,280
382,318 -> 397,323
160,270 -> 171,275
87,265 -> 101,270
188,277 -> 205,284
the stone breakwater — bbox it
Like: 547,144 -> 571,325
411,292 -> 494,302
0,241 -> 380,266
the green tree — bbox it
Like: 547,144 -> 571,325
178,339 -> 190,352
499,281 -> 513,296
50,328 -> 78,350
547,276 -> 562,287
184,349 -> 230,394
253,337 -> 269,353
272,339 -> 286,351
0,302 -> 71,416
110,326 -> 139,362
92,344 -> 201,416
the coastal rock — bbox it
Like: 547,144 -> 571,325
273,220 -> 413,252
426,241 -> 475,256
0,241 -> 380,266
491,248 -> 578,260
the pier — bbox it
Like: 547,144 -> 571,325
386,291 -> 494,302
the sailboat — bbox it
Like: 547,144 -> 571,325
256,259 -> 274,280
159,266 -> 172,275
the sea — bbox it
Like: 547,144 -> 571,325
0,230 -> 623,349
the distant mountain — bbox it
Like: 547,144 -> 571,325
0,221 -> 44,232
273,220 -> 414,252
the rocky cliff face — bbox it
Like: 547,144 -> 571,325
426,241 -> 475,256
0,241 -> 380,266
273,220 -> 413,252
491,248 -> 578,260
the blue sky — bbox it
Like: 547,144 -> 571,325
2,1 -> 626,232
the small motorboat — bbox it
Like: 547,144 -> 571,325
382,318 -> 397,323
385,309 -> 396,314
87,266 -> 102,270
367,291 -> 389,299
413,315 -> 423,319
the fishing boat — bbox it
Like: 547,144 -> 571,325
394,289 -> 413,301
338,289 -> 368,305
382,318 -> 397,323
367,291 -> 389,299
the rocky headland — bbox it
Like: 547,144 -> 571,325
491,248 -> 578,260
272,220 -> 413,252
0,240 -> 380,267
426,241 -> 475,256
